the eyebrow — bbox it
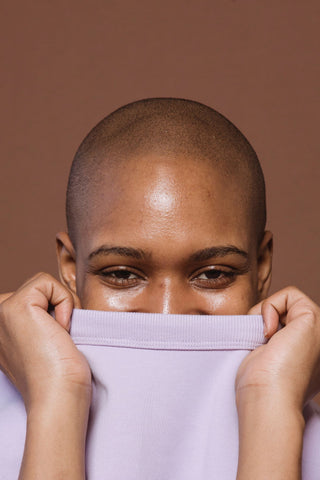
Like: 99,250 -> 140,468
88,245 -> 149,261
88,244 -> 248,262
189,246 -> 249,262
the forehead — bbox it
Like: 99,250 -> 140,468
79,154 -> 253,255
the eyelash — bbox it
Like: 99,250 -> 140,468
97,266 -> 238,289
99,268 -> 143,287
191,268 -> 237,289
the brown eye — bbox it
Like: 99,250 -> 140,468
99,268 -> 143,287
191,267 -> 237,289
110,271 -> 135,280
197,270 -> 224,280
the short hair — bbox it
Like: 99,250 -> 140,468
66,98 -> 266,248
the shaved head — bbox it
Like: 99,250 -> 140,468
66,98 -> 266,248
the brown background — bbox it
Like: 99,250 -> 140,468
1,0 -> 319,303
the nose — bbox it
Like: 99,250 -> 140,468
133,279 -> 209,315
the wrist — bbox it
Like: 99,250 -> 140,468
236,384 -> 305,427
20,387 -> 90,480
236,379 -> 304,414
236,388 -> 305,480
26,379 -> 92,417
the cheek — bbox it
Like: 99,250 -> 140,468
79,280 -> 258,315
79,277 -> 142,311
203,280 -> 258,315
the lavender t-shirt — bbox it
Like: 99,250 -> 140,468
0,310 -> 319,479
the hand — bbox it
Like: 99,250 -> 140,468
236,286 -> 320,409
0,273 -> 91,479
0,292 -> 14,303
0,272 -> 91,412
235,287 -> 320,480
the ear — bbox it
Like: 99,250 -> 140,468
56,232 -> 81,308
257,230 -> 273,300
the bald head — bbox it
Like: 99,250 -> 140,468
66,98 -> 266,248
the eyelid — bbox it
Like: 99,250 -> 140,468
96,266 -> 147,289
100,265 -> 146,278
190,268 -> 238,290
189,265 -> 235,279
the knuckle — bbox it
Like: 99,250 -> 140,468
37,272 -> 52,281
31,272 -> 53,283
302,310 -> 317,329
285,286 -> 315,304
286,285 -> 301,294
32,271 -> 46,280
0,298 -> 15,323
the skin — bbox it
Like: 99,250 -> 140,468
57,155 -> 273,314
1,154 -> 320,479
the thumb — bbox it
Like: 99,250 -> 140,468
248,300 -> 280,339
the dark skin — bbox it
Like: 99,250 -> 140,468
57,155 -> 273,313
1,153 -> 320,479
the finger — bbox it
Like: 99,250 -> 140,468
261,287 -> 317,326
250,287 -> 318,338
247,302 -> 262,315
0,292 -> 14,304
261,302 -> 280,338
22,274 -> 74,331
248,300 -> 279,339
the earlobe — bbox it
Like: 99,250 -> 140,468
257,231 -> 273,300
56,232 -> 81,307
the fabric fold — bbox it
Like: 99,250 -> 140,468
70,309 -> 266,350
0,310 -> 319,480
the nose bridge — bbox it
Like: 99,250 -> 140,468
145,277 -> 206,315
155,278 -> 172,315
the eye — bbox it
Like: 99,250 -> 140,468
190,267 -> 237,289
99,267 -> 144,288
